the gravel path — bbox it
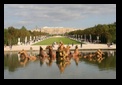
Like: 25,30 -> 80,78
4,43 -> 116,52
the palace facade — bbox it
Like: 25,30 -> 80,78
31,26 -> 78,34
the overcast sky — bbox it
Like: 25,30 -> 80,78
4,4 -> 116,30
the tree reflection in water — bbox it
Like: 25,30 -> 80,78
4,52 -> 20,72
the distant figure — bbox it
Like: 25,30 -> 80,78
110,42 -> 113,46
107,43 -> 110,47
72,42 -> 74,47
30,47 -> 33,50
30,47 -> 33,56
9,44 -> 12,50
4,44 -> 6,48
81,42 -> 82,48
52,42 -> 55,48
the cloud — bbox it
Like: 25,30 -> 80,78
4,4 -> 116,28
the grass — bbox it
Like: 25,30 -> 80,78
33,36 -> 81,45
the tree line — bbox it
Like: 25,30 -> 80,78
4,26 -> 48,46
68,22 -> 116,44
4,22 -> 116,45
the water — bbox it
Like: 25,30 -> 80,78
4,50 -> 116,79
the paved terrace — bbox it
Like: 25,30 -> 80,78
4,43 -> 116,52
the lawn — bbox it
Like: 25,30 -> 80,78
33,37 -> 81,45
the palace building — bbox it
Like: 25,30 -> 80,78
31,26 -> 78,34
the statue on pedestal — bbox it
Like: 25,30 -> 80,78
18,38 -> 21,45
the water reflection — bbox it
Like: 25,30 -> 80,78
56,57 -> 71,73
81,50 -> 116,70
107,50 -> 115,57
4,52 -> 19,72
4,50 -> 116,73
72,55 -> 80,66
4,51 -> 38,72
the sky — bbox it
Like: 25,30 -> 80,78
4,4 -> 116,30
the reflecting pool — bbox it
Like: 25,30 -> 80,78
4,50 -> 116,79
